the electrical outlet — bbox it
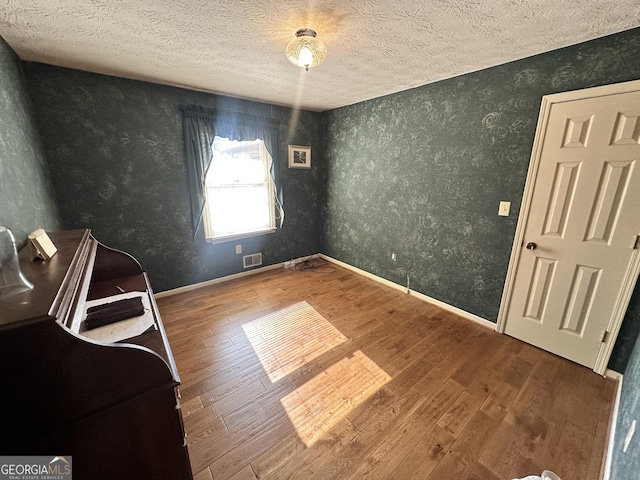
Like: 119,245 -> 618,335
498,201 -> 511,216
391,253 -> 397,262
623,419 -> 636,452
235,245 -> 242,254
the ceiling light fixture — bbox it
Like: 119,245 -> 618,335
286,28 -> 327,71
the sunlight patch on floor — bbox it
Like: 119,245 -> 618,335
242,301 -> 348,383
281,350 -> 391,447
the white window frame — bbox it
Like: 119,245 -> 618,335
203,138 -> 276,244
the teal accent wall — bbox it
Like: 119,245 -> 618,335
321,28 -> 640,372
612,287 -> 640,374
610,288 -> 640,480
0,36 -> 60,246
610,321 -> 640,478
23,64 -> 323,293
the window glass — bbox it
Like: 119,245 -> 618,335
204,137 -> 275,241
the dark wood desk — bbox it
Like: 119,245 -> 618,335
0,230 -> 192,480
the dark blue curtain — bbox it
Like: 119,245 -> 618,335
180,105 -> 284,238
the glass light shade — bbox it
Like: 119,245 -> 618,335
0,226 -> 33,298
286,28 -> 327,71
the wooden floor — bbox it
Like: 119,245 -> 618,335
157,260 -> 616,480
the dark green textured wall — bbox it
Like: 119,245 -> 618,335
610,328 -> 640,478
610,289 -> 640,480
0,37 -> 60,245
23,64 -> 323,292
322,28 -> 640,371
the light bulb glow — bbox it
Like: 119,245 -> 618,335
298,47 -> 313,67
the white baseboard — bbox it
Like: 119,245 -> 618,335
318,254 -> 409,293
154,254 -> 321,299
603,370 -> 624,480
154,262 -> 283,299
157,252 -> 496,331
318,254 -> 496,330
605,369 -> 623,381
408,289 -> 497,330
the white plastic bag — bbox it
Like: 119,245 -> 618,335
513,471 -> 561,480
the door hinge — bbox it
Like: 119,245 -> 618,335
634,235 -> 640,250
600,330 -> 609,343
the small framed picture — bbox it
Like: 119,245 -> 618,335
288,145 -> 311,169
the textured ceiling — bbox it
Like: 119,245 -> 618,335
1,1 -> 639,111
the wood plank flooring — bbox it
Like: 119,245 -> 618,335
156,260 -> 616,480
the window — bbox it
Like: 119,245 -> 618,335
203,137 -> 276,243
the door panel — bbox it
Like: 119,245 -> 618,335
585,160 -> 633,243
504,90 -> 640,368
523,257 -> 556,321
542,161 -> 580,237
560,264 -> 600,335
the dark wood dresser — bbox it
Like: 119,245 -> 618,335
0,229 -> 192,480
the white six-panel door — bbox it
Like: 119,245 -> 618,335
500,82 -> 640,372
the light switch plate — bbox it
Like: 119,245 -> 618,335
235,245 -> 242,254
498,201 -> 511,216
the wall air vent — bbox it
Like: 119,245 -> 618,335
243,253 -> 263,269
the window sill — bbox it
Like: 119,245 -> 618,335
206,228 -> 277,245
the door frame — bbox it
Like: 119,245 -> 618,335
496,79 -> 640,375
